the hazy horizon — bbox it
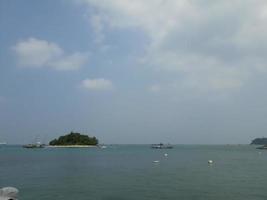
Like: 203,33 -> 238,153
1,0 -> 267,144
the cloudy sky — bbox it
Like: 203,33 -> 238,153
1,0 -> 267,144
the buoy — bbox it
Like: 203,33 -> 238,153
153,160 -> 160,163
0,187 -> 19,200
164,153 -> 168,157
208,160 -> 213,164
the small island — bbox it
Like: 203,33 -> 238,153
250,137 -> 267,145
251,137 -> 267,150
49,132 -> 98,147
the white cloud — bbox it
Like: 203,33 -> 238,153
81,78 -> 113,91
13,38 -> 89,70
13,38 -> 63,67
148,84 -> 161,93
90,14 -> 105,43
49,52 -> 89,71
76,0 -> 267,91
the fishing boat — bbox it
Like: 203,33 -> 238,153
151,143 -> 173,149
23,142 -> 44,148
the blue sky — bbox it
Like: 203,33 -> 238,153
1,0 -> 267,144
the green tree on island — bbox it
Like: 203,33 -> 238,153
49,132 -> 98,146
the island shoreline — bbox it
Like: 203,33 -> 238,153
47,145 -> 98,148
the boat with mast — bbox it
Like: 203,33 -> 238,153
151,143 -> 173,149
23,135 -> 45,148
23,141 -> 44,148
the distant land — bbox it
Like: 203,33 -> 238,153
49,132 -> 98,146
250,137 -> 267,145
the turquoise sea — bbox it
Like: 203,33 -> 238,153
0,145 -> 267,200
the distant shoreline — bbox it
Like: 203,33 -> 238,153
47,145 -> 98,148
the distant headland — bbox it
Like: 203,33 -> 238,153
250,137 -> 267,145
49,132 -> 98,147
251,137 -> 267,149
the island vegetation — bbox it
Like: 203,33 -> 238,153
250,137 -> 267,145
49,132 -> 98,146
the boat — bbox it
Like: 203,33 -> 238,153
0,142 -> 7,148
151,143 -> 173,149
256,145 -> 267,149
23,142 -> 45,148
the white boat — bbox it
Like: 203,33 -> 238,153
23,142 -> 45,148
151,143 -> 173,149
257,145 -> 267,149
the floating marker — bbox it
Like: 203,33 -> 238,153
208,160 -> 213,164
153,160 -> 160,163
0,187 -> 19,200
164,153 -> 168,157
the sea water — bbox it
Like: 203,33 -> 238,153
0,145 -> 267,200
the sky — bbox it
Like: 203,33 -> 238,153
1,0 -> 267,144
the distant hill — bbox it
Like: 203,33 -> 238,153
250,137 -> 267,145
49,132 -> 98,146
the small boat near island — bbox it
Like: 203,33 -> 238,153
23,142 -> 45,148
151,143 -> 173,149
256,145 -> 267,150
